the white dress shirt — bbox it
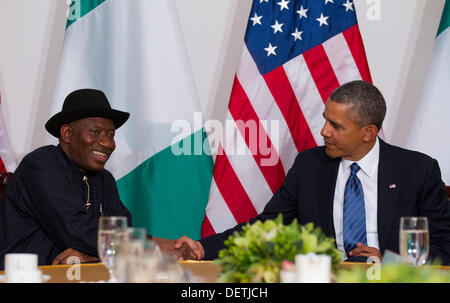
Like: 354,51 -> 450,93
333,137 -> 380,260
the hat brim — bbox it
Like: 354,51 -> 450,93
45,108 -> 130,138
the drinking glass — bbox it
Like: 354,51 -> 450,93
399,217 -> 429,266
152,253 -> 188,283
114,228 -> 147,282
97,216 -> 128,281
124,228 -> 147,246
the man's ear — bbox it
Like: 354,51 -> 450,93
363,124 -> 378,142
60,124 -> 73,144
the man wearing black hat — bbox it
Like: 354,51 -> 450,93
0,89 -> 132,268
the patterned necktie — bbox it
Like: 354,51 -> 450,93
343,162 -> 367,255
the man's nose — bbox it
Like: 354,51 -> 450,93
320,122 -> 330,138
98,135 -> 115,150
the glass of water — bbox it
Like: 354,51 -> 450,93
399,217 -> 429,266
98,216 -> 128,281
114,227 -> 147,282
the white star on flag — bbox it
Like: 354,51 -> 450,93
296,5 -> 309,19
250,13 -> 263,26
316,13 -> 329,27
325,0 -> 334,4
291,28 -> 303,41
264,43 -> 277,56
260,0 -> 269,3
277,0 -> 290,11
343,0 -> 354,11
271,20 -> 284,34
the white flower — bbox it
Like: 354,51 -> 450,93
264,229 -> 277,241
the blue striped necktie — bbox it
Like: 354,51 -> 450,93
343,162 -> 367,255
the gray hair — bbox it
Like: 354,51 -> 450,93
329,80 -> 386,131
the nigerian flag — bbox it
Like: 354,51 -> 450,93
407,0 -> 450,184
50,0 -> 213,239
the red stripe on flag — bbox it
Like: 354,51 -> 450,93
201,215 -> 215,238
213,145 -> 258,223
263,66 -> 317,152
342,25 -> 373,83
303,44 -> 341,103
0,158 -> 6,173
0,94 -> 4,172
228,76 -> 286,193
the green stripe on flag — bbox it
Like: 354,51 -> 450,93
437,0 -> 450,37
116,129 -> 214,240
66,0 -> 106,28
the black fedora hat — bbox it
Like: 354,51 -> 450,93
45,89 -> 130,138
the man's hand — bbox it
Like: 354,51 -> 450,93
174,236 -> 205,260
349,242 -> 382,261
51,248 -> 99,265
152,237 -> 177,253
152,236 -> 202,260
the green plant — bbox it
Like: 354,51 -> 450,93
214,214 -> 342,283
337,263 -> 450,283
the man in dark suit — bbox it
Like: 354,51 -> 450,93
0,89 -> 132,268
174,80 -> 450,264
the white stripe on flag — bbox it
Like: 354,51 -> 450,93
223,112 -> 273,213
236,45 -> 298,173
322,33 -> 362,85
205,178 -> 237,233
283,55 -> 325,145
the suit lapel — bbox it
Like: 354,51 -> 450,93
377,139 -> 400,253
316,154 -> 340,239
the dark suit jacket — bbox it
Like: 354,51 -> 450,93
200,139 -> 450,264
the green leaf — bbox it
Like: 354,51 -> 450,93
265,241 -> 276,254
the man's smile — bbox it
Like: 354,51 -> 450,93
92,150 -> 111,162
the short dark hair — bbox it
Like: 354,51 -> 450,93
329,80 -> 386,131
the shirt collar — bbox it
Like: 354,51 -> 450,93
342,137 -> 380,178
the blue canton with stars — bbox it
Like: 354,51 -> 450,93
245,0 -> 358,75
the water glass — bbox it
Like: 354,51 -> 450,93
97,216 -> 128,281
399,217 -> 429,266
114,228 -> 147,282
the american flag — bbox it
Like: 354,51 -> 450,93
201,0 -> 372,237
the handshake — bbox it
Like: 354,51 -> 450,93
153,236 -> 206,261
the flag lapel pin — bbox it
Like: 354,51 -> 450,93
389,184 -> 396,189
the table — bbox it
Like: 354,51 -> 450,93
0,261 -> 222,283
1,261 -> 449,283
